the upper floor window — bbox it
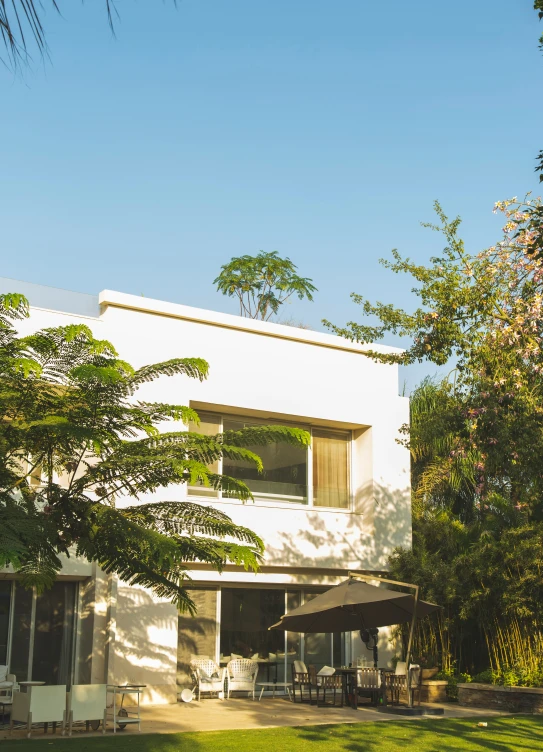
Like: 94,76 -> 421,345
188,412 -> 351,509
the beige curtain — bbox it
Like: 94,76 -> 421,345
312,430 -> 350,508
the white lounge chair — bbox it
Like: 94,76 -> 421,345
0,666 -> 18,703
11,685 -> 66,738
0,667 -> 18,725
65,684 -> 108,736
226,659 -> 258,700
190,659 -> 226,701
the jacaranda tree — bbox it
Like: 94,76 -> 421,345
0,293 -> 309,612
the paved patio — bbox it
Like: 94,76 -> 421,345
0,697 -> 509,740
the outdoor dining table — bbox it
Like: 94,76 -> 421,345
18,681 -> 46,692
334,667 -> 388,710
257,681 -> 291,700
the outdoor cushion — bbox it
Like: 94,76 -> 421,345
317,666 -> 335,676
199,665 -> 220,680
294,660 -> 308,674
0,666 -> 7,683
231,653 -> 243,660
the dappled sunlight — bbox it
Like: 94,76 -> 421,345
264,483 -> 411,576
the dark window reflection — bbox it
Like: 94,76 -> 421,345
0,582 -> 11,666
10,584 -> 33,681
220,588 -> 286,681
32,582 -> 76,686
223,418 -> 307,501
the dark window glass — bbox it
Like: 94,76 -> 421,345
10,584 -> 33,681
32,582 -> 76,686
0,581 -> 11,665
286,590 -> 302,680
223,418 -> 307,502
303,592 -> 332,671
333,632 -> 346,668
220,588 -> 285,682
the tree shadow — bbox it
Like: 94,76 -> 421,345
263,482 -> 411,576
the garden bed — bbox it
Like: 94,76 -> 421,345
458,682 -> 543,713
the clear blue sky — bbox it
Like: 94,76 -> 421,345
1,1 -> 542,388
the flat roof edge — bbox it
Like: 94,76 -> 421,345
98,290 -> 405,358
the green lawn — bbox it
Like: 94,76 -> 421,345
2,717 -> 543,752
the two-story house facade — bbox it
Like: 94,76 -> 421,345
0,278 -> 411,704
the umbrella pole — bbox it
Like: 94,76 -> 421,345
404,585 -> 419,708
348,572 -> 421,708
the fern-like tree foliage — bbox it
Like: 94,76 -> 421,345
214,251 -> 317,321
0,293 -> 309,613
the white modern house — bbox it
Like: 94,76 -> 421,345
0,278 -> 412,704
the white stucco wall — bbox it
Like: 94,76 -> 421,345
12,289 -> 411,702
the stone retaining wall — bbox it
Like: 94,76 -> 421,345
458,683 -> 543,713
420,680 -> 448,703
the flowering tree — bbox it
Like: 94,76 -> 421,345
343,198 -> 543,680
326,196 -> 543,518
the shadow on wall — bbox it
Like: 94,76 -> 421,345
114,586 -> 178,689
78,579 -> 179,701
177,588 -> 218,688
264,483 -> 411,581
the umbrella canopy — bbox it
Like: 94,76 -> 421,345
269,578 -> 440,633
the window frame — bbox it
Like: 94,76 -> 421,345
188,411 -> 353,511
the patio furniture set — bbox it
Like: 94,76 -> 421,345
188,656 -> 421,708
291,660 -> 421,708
190,658 -> 261,701
0,668 -> 145,738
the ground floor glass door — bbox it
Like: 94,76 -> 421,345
8,581 -> 77,685
0,581 -> 11,665
220,588 -> 286,683
217,586 -> 349,690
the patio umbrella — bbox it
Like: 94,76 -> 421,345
269,577 -> 439,632
269,575 -> 440,709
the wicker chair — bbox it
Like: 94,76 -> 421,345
226,659 -> 259,700
190,659 -> 226,701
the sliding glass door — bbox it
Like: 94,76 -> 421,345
220,588 -> 286,682
33,582 -> 76,685
217,586 -> 349,690
8,581 -> 77,686
0,581 -> 11,666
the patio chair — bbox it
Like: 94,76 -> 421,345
226,659 -> 258,700
0,667 -> 18,727
10,685 -> 66,738
64,684 -> 108,736
190,659 -> 226,701
314,670 -> 343,707
355,667 -> 382,707
291,660 -> 313,703
408,664 -> 422,705
384,662 -> 421,705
